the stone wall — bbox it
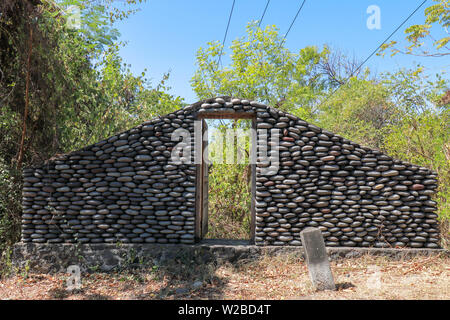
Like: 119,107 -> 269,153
21,96 -> 440,248
22,108 -> 198,244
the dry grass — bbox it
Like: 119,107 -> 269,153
0,253 -> 448,300
205,212 -> 251,240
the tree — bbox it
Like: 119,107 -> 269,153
316,73 -> 395,149
374,0 -> 450,241
0,0 -> 183,251
382,68 -> 449,231
191,22 -> 328,121
317,47 -> 363,88
379,0 -> 450,57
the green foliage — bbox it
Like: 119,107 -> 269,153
0,0 -> 183,253
379,0 -> 449,57
60,43 -> 184,151
0,158 -> 22,253
316,73 -> 394,149
319,65 -> 450,244
384,109 -> 449,209
207,164 -> 252,240
319,66 -> 449,237
317,67 -> 449,149
191,21 -> 327,119
0,0 -> 447,248
205,120 -> 252,239
192,15 -> 449,243
382,68 -> 449,237
55,0 -> 120,51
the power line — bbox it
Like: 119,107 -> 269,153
258,0 -> 271,28
261,0 -> 307,99
217,0 -> 236,69
280,0 -> 307,47
317,0 -> 428,109
272,0 -> 307,95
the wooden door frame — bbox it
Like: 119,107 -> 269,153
194,113 -> 256,244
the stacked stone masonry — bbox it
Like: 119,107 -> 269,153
22,97 -> 440,248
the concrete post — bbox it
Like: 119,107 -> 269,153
300,227 -> 336,291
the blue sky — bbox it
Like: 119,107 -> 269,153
114,0 -> 448,104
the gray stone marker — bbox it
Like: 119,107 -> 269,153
300,227 -> 336,291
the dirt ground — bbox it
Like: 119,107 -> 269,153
0,253 -> 448,300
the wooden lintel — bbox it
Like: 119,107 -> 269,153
197,112 -> 255,119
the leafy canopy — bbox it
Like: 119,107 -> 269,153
191,22 -> 328,120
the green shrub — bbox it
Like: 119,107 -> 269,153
0,157 -> 22,254
206,164 -> 252,239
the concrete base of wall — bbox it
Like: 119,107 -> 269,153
11,242 -> 448,274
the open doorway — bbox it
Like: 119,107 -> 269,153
195,115 -> 256,244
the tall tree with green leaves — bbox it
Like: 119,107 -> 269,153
0,0 -> 183,252
191,22 -> 328,121
316,74 -> 394,149
383,68 -> 449,236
